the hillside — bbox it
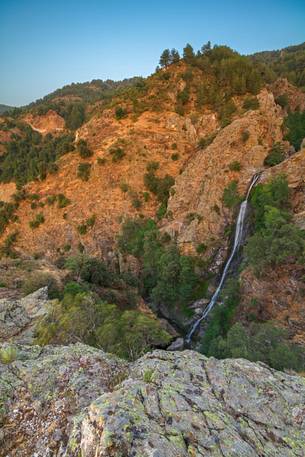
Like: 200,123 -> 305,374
250,42 -> 305,89
0,104 -> 14,115
0,42 -> 304,374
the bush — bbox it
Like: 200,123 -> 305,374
0,345 -> 17,364
110,147 -> 125,162
228,161 -> 241,171
97,157 -> 107,165
0,231 -> 18,258
222,180 -> 241,209
77,163 -> 91,181
275,94 -> 289,108
205,322 -> 305,372
198,133 -> 217,149
171,153 -> 180,161
22,272 -> 61,298
29,212 -> 45,229
0,126 -> 75,185
241,130 -> 250,143
117,218 -> 198,310
196,243 -> 207,254
264,142 -> 285,167
144,170 -> 174,207
77,139 -> 93,158
245,175 -> 304,274
77,224 -> 87,235
284,110 -> 305,150
242,97 -> 259,110
115,106 -> 127,120
57,193 -> 71,208
35,291 -> 171,360
46,195 -> 57,205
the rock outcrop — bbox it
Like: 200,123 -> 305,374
0,287 -> 50,344
165,89 -> 283,255
1,345 -> 305,456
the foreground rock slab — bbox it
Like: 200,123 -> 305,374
1,345 -> 305,456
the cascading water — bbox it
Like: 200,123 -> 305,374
186,172 -> 261,343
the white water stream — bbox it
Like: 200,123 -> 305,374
186,173 -> 261,343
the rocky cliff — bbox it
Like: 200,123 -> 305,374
1,344 -> 305,456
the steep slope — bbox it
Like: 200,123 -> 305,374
1,344 -> 305,456
164,88 -> 283,256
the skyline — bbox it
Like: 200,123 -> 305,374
1,0 -> 305,106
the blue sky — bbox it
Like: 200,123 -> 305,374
1,0 -> 304,106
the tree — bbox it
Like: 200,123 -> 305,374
65,103 -> 85,130
170,48 -> 180,63
159,49 -> 171,67
201,41 -> 211,54
183,43 -> 195,63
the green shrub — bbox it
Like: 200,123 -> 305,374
284,110 -> 305,150
205,322 -> 305,372
77,139 -> 93,158
35,291 -> 171,360
22,272 -> 61,298
0,126 -> 75,185
46,195 -> 57,205
222,180 -> 241,209
241,130 -> 250,143
97,157 -> 107,165
264,142 -> 285,167
275,94 -> 289,108
120,182 -> 129,193
0,345 -> 17,364
86,214 -> 96,227
110,147 -> 125,162
144,170 -> 174,207
0,231 -> 18,258
77,224 -> 87,235
77,163 -> 91,181
171,153 -> 180,161
197,133 -> 217,149
57,193 -> 71,208
242,97 -> 259,110
196,243 -> 207,254
143,369 -> 154,383
146,161 -> 159,172
29,212 -> 45,229
228,161 -> 241,171
0,201 -> 19,235
115,106 -> 127,120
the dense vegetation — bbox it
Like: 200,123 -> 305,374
35,254 -> 171,359
284,110 -> 305,151
245,175 -> 305,275
117,218 -> 198,313
251,42 -> 305,89
201,175 -> 305,372
0,123 -> 74,185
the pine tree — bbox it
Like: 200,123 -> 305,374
170,48 -> 180,64
159,49 -> 171,67
183,43 -> 195,63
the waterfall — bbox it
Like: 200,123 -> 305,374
186,173 -> 261,343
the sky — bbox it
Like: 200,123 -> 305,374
1,0 -> 305,106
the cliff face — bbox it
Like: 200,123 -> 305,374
1,344 -> 305,457
165,89 -> 283,255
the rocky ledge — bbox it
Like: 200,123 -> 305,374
1,344 -> 305,456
